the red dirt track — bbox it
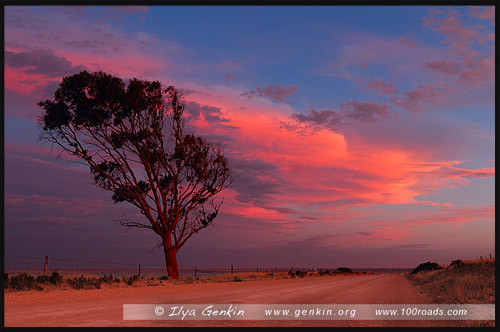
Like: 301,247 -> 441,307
4,274 -> 465,327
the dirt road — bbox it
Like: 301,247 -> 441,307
4,274 -> 454,327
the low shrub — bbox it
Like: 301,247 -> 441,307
49,271 -> 63,286
337,267 -> 353,273
295,270 -> 306,278
9,273 -> 37,291
450,259 -> 464,268
124,274 -> 141,286
36,275 -> 50,284
410,262 -> 442,274
99,274 -> 119,284
67,275 -> 102,289
183,275 -> 194,284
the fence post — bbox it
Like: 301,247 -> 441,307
43,256 -> 48,275
256,266 -> 259,272
138,264 -> 141,276
490,254 -> 492,259
275,267 -> 277,273
231,265 -> 233,274
195,266 -> 197,278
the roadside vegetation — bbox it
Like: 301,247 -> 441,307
407,258 -> 495,328
4,267 -> 369,292
407,258 -> 495,304
4,271 -> 143,291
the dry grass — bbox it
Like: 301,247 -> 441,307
170,271 -> 361,284
407,258 -> 495,328
408,258 -> 495,304
5,269 -> 372,293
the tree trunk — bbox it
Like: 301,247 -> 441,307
163,239 -> 180,279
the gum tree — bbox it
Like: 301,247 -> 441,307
38,71 -> 231,279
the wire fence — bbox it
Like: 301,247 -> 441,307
4,256 -> 302,278
4,254 -> 493,278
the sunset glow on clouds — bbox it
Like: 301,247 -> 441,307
4,5 -> 494,268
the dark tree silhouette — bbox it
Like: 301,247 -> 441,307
38,71 -> 232,279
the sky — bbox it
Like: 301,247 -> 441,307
3,5 -> 495,269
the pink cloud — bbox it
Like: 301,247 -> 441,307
6,47 -> 491,242
407,162 -> 495,196
4,66 -> 49,96
390,85 -> 436,113
399,33 -> 417,48
104,6 -> 149,14
324,31 -> 444,80
5,142 -> 59,159
438,165 -> 495,179
173,85 -> 494,219
458,55 -> 494,85
423,8 -> 479,53
469,6 -> 495,26
421,7 -> 494,87
241,84 -> 299,102
323,8 -> 493,117
4,8 -> 174,101
5,49 -> 87,77
356,226 -> 413,242
4,49 -> 91,115
363,79 -> 398,95
424,56 -> 494,86
5,193 -> 108,219
375,204 -> 495,227
421,7 -> 444,26
290,100 -> 394,131
336,204 -> 494,246
390,84 -> 457,113
432,205 -> 494,223
424,60 -> 461,75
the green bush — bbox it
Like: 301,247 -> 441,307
159,275 -> 169,280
